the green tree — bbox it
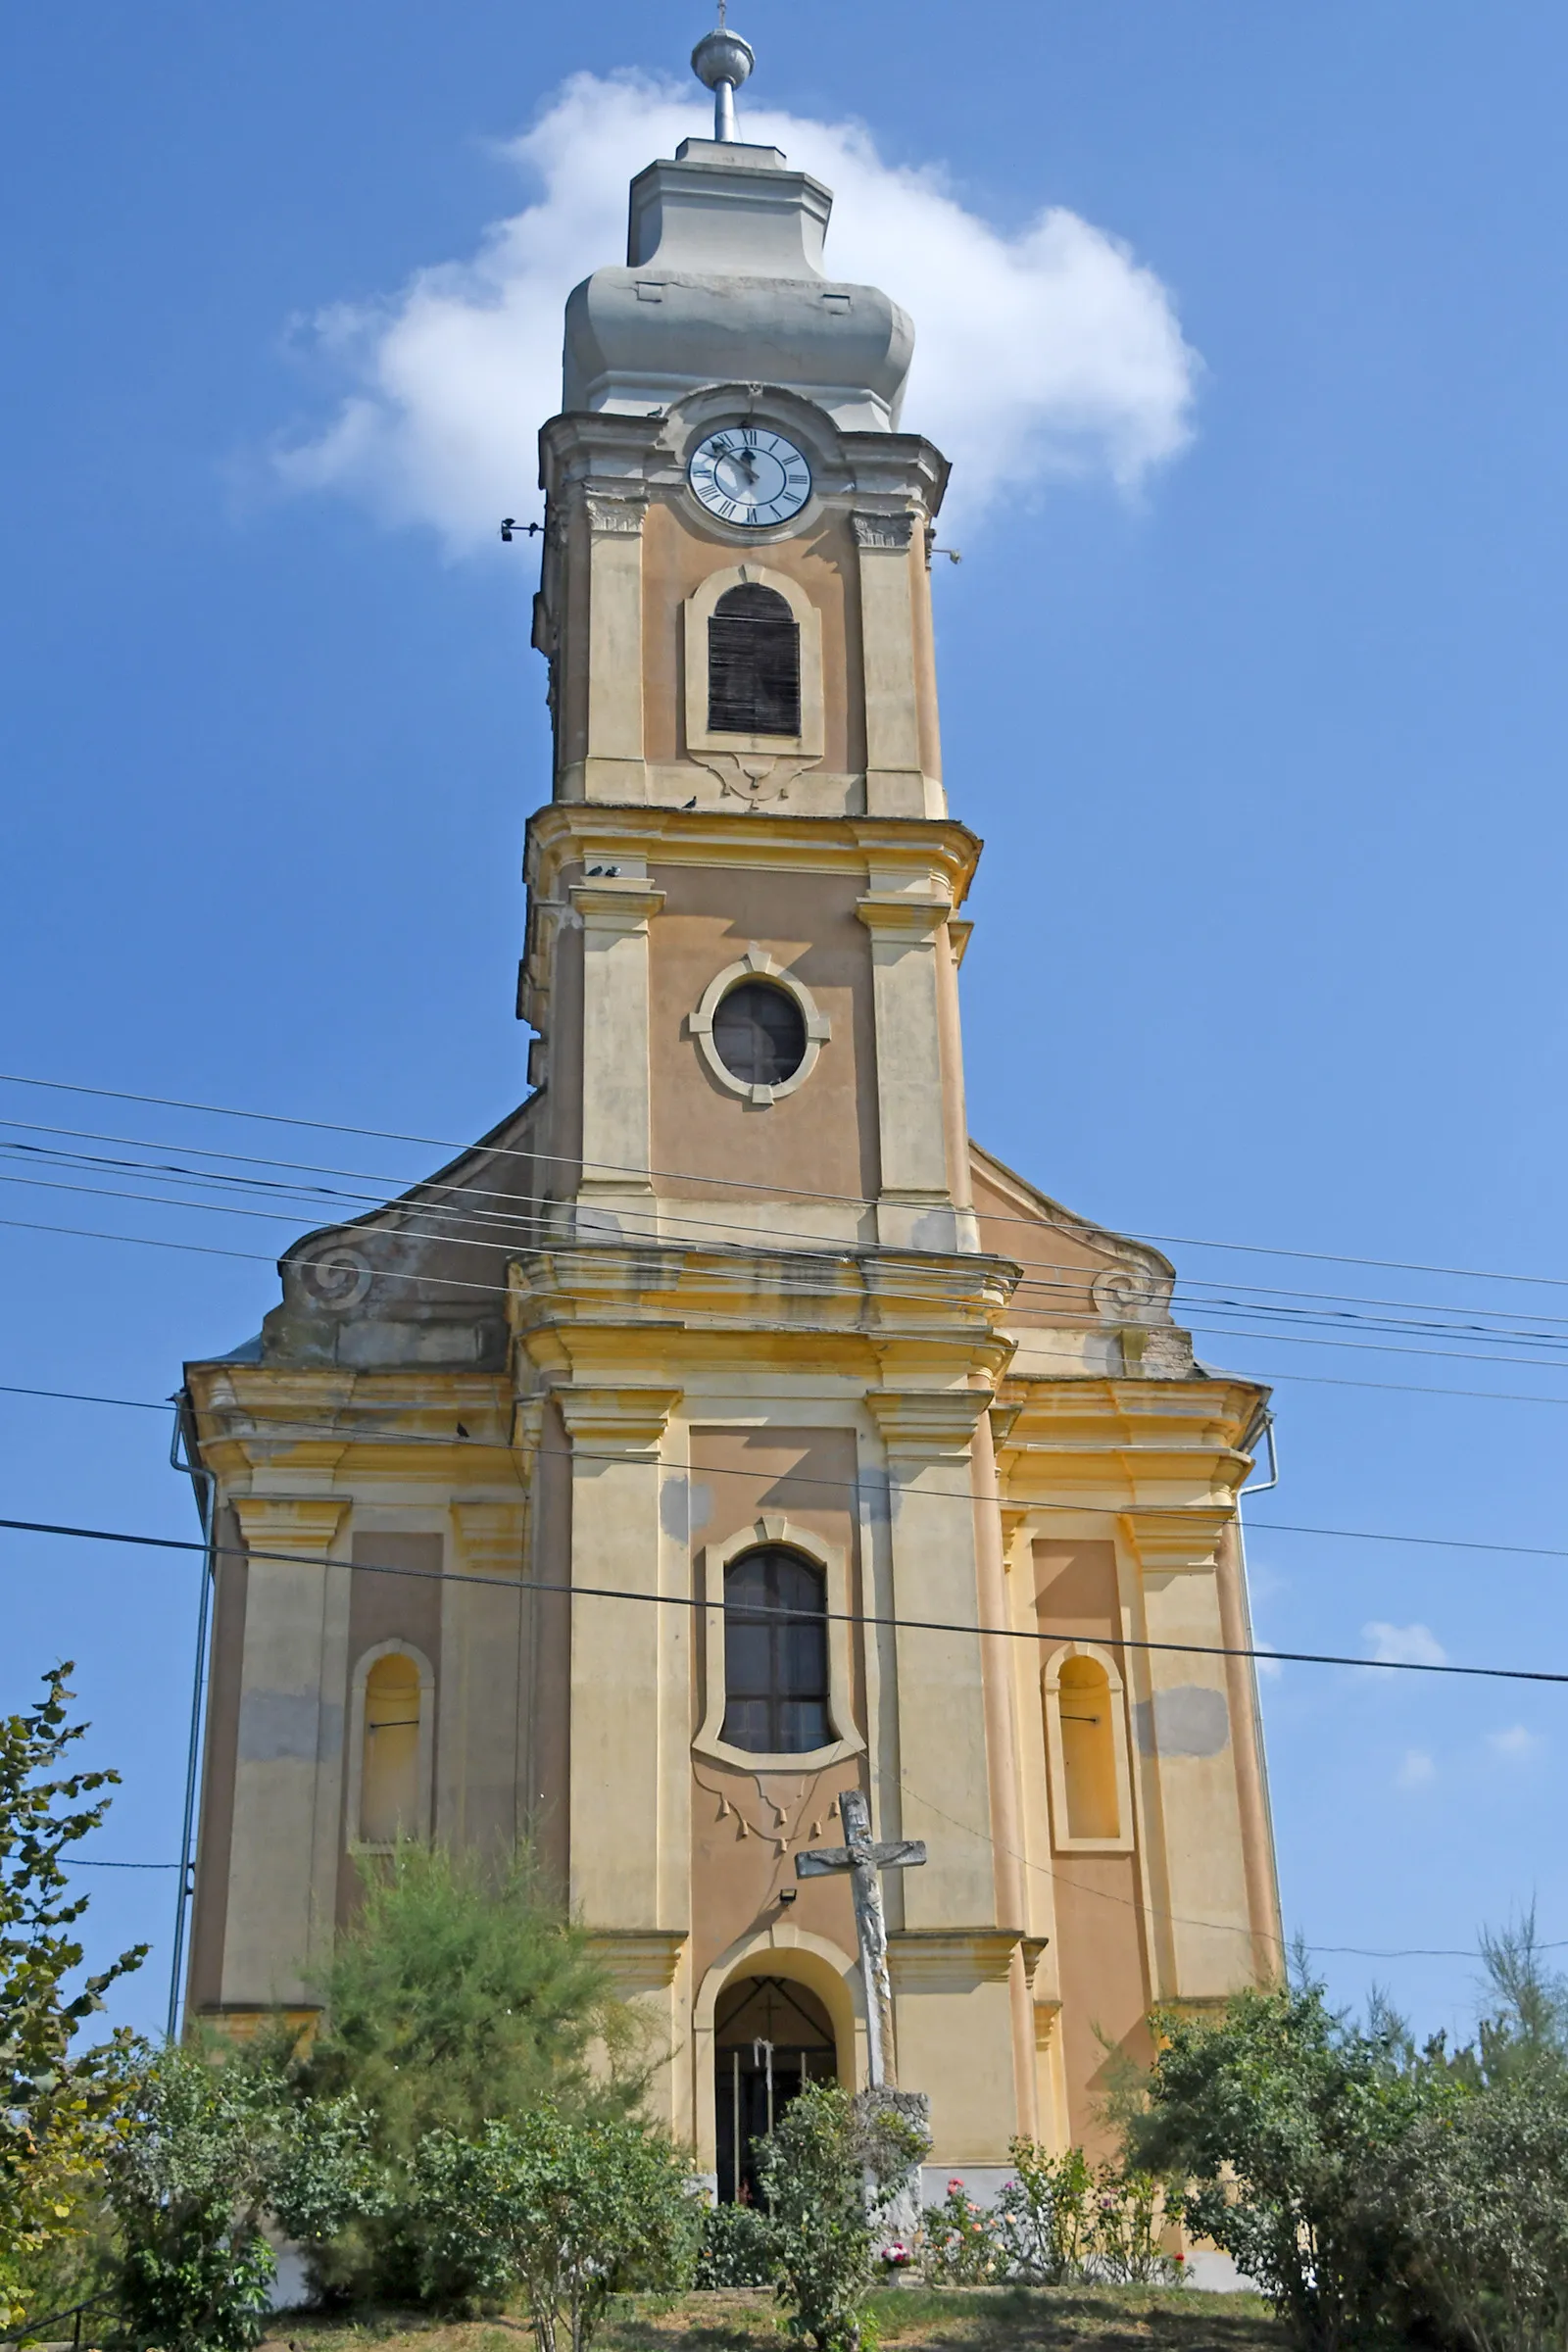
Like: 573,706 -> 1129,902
304,1842 -> 637,2148
107,2035 -> 380,2352
754,2085 -> 927,2352
0,1664 -> 145,2332
410,2105 -> 700,2342
299,1840 -> 641,2298
1128,1977 -> 1441,2350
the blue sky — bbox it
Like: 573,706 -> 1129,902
3,1 -> 1566,2046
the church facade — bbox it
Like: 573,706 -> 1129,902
182,72 -> 1281,2196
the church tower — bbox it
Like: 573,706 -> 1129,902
182,29 -> 1281,2196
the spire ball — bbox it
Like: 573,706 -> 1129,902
691,23 -> 755,142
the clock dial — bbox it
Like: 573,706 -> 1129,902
688,427 -> 811,527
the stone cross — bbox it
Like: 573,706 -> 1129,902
796,1789 -> 925,2087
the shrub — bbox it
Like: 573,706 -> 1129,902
754,2084 -> 927,2352
409,2105 -> 701,2342
919,2178 -> 999,2284
1128,1979 -> 1441,2349
992,2142 -> 1094,2285
695,2200 -> 775,2288
1396,2071 -> 1568,2352
107,2037 -> 380,2352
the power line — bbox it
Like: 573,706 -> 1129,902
1,1508 -> 1564,1686
6,1377 -> 1568,1571
6,1068 -> 1568,1299
12,1118 -> 1568,1339
16,1198 -> 1568,1388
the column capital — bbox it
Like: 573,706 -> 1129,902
568,875 -> 664,930
867,1389 -> 991,1463
851,509 -> 917,552
1119,1505 -> 1232,1575
856,891 -> 951,941
232,1497 -> 348,1558
448,1498 -> 526,1574
584,491 -> 647,536
556,1385 -> 681,1454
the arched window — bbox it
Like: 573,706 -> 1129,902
1043,1643 -> 1134,1852
360,1651 -> 422,1844
721,1546 -> 829,1754
1056,1654 -> 1119,1838
708,583 -> 801,736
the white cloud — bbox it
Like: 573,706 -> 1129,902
275,72 -> 1199,552
1489,1725 -> 1546,1763
1252,1642 -> 1284,1682
1361,1621 -> 1448,1673
1397,1748 -> 1437,1789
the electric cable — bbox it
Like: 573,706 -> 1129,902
6,1378 -> 1568,1572
7,1068 -> 1568,1299
15,1198 -> 1568,1386
1,1508 -> 1564,1686
11,1117 -> 1568,1341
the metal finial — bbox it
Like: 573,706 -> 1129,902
691,16 -> 754,142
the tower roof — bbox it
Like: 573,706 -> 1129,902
560,26 -> 913,430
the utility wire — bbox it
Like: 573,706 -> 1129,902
15,1199 -> 1568,1385
7,1068 -> 1568,1299
5,1379 -> 1568,1573
10,1119 -> 1568,1339
1,1509 -> 1565,1686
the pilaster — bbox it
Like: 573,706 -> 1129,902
865,1390 -> 997,1929
441,1499 -> 529,1853
1119,1506 -> 1254,1999
852,511 -> 939,817
857,880 -> 961,1248
569,866 -> 664,1232
222,1497 -> 350,2007
582,491 -> 648,804
557,1387 -> 683,1935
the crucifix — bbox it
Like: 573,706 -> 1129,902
796,1789 -> 925,2087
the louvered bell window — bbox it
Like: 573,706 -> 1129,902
721,1546 -> 830,1754
708,584 -> 801,736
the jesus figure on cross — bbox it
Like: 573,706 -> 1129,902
795,1789 -> 926,2087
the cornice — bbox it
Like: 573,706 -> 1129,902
525,802 -> 982,900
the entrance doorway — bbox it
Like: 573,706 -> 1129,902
714,1974 -> 838,2204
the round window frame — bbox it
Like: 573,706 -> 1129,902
689,947 -> 830,1107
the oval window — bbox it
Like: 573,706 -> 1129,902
712,981 -> 807,1088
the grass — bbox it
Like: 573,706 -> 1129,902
257,2283 -> 1288,2352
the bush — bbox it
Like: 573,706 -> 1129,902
107,2037 -> 380,2352
754,2084 -> 927,2352
695,2200 -> 775,2287
409,2105 -> 701,2341
1396,2072 -> 1568,2352
1128,1979 -> 1436,2349
1008,2144 -> 1176,2287
920,2178 -> 999,2284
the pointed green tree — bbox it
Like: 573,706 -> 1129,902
0,1663 -> 145,2329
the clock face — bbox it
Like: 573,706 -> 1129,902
688,427 -> 811,528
